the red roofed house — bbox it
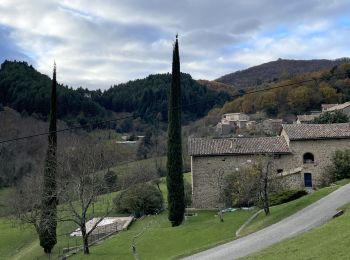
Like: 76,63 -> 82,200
189,123 -> 350,208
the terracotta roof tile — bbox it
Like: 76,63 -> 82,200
188,136 -> 291,156
326,101 -> 350,111
282,123 -> 350,140
322,104 -> 338,111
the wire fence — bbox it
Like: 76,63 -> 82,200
55,223 -> 124,259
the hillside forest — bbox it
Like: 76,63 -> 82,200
0,61 -> 230,129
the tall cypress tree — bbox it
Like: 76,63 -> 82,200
166,35 -> 185,227
39,63 -> 58,253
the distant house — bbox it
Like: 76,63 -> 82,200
295,102 -> 350,125
323,101 -> 350,117
216,113 -> 254,135
262,119 -> 283,135
321,104 -> 338,112
189,123 -> 350,208
296,114 -> 320,124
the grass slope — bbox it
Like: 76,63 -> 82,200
2,174 -> 348,260
0,218 -> 37,259
2,190 -> 120,260
244,203 -> 350,260
0,172 -> 218,260
72,210 -> 254,260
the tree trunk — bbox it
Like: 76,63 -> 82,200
263,164 -> 270,216
81,225 -> 90,254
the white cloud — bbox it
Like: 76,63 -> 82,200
0,0 -> 349,89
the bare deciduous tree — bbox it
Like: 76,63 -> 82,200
226,155 -> 281,216
58,138 -> 115,254
11,174 -> 43,233
254,155 -> 281,216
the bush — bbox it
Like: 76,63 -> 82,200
332,149 -> 350,180
268,190 -> 307,206
184,181 -> 192,207
114,183 -> 163,217
312,111 -> 349,124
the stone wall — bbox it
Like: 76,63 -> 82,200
287,138 -> 350,187
191,153 -> 292,208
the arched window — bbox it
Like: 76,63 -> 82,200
303,153 -> 314,164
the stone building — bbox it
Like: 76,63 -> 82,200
189,123 -> 350,208
262,118 -> 283,135
295,114 -> 321,124
323,101 -> 350,117
216,113 -> 253,135
321,104 -> 338,112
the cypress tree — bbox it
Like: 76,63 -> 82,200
166,35 -> 185,226
39,63 -> 58,253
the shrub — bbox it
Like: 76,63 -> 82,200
332,149 -> 350,180
312,111 -> 349,124
268,190 -> 307,206
114,183 -> 163,217
184,181 -> 192,207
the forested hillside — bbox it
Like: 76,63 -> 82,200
221,63 -> 350,117
196,79 -> 238,96
0,61 -> 108,126
94,73 -> 231,123
216,58 -> 350,89
0,61 -> 230,125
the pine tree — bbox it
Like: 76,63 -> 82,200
166,35 -> 185,226
39,63 -> 58,253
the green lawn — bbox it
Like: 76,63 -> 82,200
71,209 -> 255,260
107,156 -> 166,176
244,203 -> 350,260
0,172 -> 204,260
1,190 -> 122,260
2,176 -> 348,260
239,180 -> 349,236
0,218 -> 37,259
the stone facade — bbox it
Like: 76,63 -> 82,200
262,119 -> 283,135
191,154 -> 292,208
190,123 -> 350,209
216,113 -> 255,135
284,138 -> 350,187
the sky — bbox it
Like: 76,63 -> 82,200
0,0 -> 350,90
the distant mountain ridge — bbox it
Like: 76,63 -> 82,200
216,58 -> 350,89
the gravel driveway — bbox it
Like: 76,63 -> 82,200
184,183 -> 350,260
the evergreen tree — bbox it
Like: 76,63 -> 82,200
166,35 -> 185,227
39,63 -> 58,253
